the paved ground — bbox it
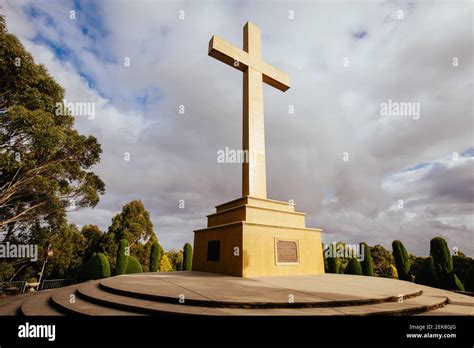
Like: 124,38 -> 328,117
1,271 -> 473,315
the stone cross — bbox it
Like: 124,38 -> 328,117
209,22 -> 290,199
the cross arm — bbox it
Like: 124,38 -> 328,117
208,34 -> 290,92
208,35 -> 249,73
261,62 -> 291,92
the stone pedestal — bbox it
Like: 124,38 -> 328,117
193,196 -> 324,277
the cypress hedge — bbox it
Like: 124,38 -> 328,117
414,257 -> 438,287
116,239 -> 129,275
392,240 -> 411,281
149,241 -> 161,272
126,256 -> 143,274
78,253 -> 111,282
344,258 -> 363,275
465,266 -> 474,292
183,243 -> 193,271
430,237 -> 464,291
360,242 -> 374,276
327,257 -> 340,274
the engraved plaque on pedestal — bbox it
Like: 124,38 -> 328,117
276,239 -> 299,264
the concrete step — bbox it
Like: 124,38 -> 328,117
98,273 -> 424,309
0,293 -> 35,315
51,282 -> 144,316
75,281 -> 446,316
415,303 -> 474,316
182,294 -> 447,316
20,290 -> 64,316
414,285 -> 474,316
328,294 -> 448,316
2,273 -> 470,316
75,282 -> 205,315
21,284 -> 87,316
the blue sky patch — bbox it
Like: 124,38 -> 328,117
352,30 -> 368,40
461,147 -> 474,158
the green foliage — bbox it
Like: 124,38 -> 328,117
430,237 -> 452,289
78,253 -> 111,282
0,12 -> 5,33
159,254 -> 173,272
389,264 -> 398,279
392,240 -> 411,281
165,249 -> 182,271
157,243 -> 164,259
130,242 -> 148,272
344,258 -> 363,275
430,237 -> 464,290
105,201 -> 157,272
464,266 -> 474,292
141,236 -> 157,272
326,257 -> 339,274
78,224 -> 118,271
41,224 -> 85,279
0,261 -> 15,282
452,274 -> 465,291
0,17 -> 104,235
149,241 -> 161,272
370,244 -> 394,278
453,254 -> 474,286
324,242 -> 350,273
108,200 -> 154,244
183,243 -> 193,271
360,242 -> 374,276
430,237 -> 453,272
414,257 -> 438,288
0,29 -> 62,113
4,222 -> 88,282
81,225 -> 105,260
322,243 -> 327,272
116,239 -> 129,275
175,252 -> 183,271
125,256 -> 143,274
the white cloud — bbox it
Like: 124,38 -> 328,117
3,0 -> 473,255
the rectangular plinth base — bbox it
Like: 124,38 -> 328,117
193,196 -> 325,277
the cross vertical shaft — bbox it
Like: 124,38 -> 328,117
208,22 -> 290,200
243,23 -> 266,198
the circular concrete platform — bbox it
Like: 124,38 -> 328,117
1,271 -> 473,316
99,272 -> 425,307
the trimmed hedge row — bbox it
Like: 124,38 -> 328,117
78,253 -> 111,282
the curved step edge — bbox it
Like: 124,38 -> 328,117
50,284 -> 143,316
338,296 -> 449,316
77,282 -> 207,316
99,279 -> 424,309
20,291 -> 65,316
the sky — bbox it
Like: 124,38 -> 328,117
2,0 -> 473,256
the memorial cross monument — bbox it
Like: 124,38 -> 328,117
193,22 -> 324,277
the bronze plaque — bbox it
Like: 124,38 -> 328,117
276,240 -> 298,263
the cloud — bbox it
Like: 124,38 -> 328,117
3,0 -> 473,255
